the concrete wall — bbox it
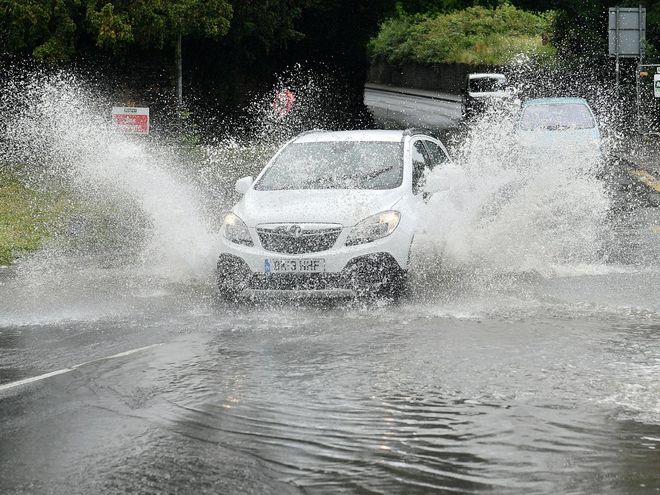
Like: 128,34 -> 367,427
368,61 -> 495,94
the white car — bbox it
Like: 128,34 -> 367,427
515,97 -> 604,163
217,129 -> 451,299
462,73 -> 518,119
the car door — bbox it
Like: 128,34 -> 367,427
421,138 -> 450,168
406,137 -> 443,265
411,138 -> 435,196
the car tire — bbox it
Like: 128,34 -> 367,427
344,254 -> 407,301
377,269 -> 408,300
216,255 -> 250,301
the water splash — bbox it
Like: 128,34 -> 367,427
0,66 -> 358,281
413,102 -> 611,283
2,71 -> 219,279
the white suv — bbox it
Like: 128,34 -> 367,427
217,129 -> 451,299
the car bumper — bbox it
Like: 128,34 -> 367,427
220,224 -> 411,271
217,252 -> 405,298
217,230 -> 411,297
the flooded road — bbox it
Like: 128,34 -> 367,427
1,236 -> 659,494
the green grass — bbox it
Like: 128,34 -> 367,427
0,173 -> 66,265
368,4 -> 556,66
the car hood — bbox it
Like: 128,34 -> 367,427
516,128 -> 601,153
235,188 -> 404,227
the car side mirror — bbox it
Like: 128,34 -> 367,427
235,176 -> 253,194
422,164 -> 463,195
422,174 -> 449,194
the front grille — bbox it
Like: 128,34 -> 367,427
248,273 -> 346,290
257,224 -> 342,254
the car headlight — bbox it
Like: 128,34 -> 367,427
346,210 -> 400,246
223,213 -> 253,246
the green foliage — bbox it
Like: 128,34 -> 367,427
0,0 -> 233,61
0,173 -> 66,265
227,0 -> 307,58
86,0 -> 233,50
368,3 -> 556,66
392,0 -> 501,15
0,0 -> 80,62
87,3 -> 134,48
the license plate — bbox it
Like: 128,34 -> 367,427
265,258 -> 325,273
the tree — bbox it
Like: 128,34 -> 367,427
0,0 -> 81,62
1,1 -> 233,105
204,0 -> 309,104
87,0 -> 233,105
286,0 -> 397,125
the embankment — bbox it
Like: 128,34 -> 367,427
368,61 -> 495,95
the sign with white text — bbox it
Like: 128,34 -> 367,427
111,107 -> 150,134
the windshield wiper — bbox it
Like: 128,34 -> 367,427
298,176 -> 333,188
346,164 -> 396,181
293,165 -> 397,189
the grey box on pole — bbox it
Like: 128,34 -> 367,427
609,7 -> 646,58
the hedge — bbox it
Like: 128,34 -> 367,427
368,3 -> 556,66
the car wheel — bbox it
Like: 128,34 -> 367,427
345,254 -> 408,301
216,254 -> 250,301
377,269 -> 408,300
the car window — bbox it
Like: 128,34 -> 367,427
423,140 -> 449,167
412,140 -> 432,194
520,103 -> 595,131
469,77 -> 505,93
254,141 -> 403,191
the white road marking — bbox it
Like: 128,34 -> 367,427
0,368 -> 73,392
0,343 -> 162,393
629,169 -> 660,192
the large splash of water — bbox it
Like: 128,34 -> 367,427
0,64 -> 653,315
0,67 -> 358,284
413,101 -> 612,283
2,72 -> 223,279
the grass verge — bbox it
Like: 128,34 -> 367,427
0,172 -> 67,265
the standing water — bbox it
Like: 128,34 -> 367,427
0,69 -> 658,494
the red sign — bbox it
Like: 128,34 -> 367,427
272,88 -> 296,117
111,107 -> 150,134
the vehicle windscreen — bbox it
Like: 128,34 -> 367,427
469,77 -> 505,93
520,103 -> 595,131
254,141 -> 403,191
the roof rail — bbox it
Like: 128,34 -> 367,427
295,129 -> 326,138
403,127 -> 440,138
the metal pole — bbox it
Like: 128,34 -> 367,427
637,61 -> 642,132
635,5 -> 645,133
175,32 -> 183,107
615,7 -> 620,96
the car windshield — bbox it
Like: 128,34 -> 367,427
469,77 -> 505,93
520,103 -> 595,131
254,141 -> 403,191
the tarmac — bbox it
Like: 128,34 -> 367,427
364,82 -> 462,103
364,82 -> 660,204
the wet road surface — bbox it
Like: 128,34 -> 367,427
364,84 -> 462,130
1,235 -> 659,493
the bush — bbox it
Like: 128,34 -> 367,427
368,3 -> 556,66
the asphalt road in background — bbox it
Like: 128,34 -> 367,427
363,83 -> 462,130
364,82 -> 660,206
